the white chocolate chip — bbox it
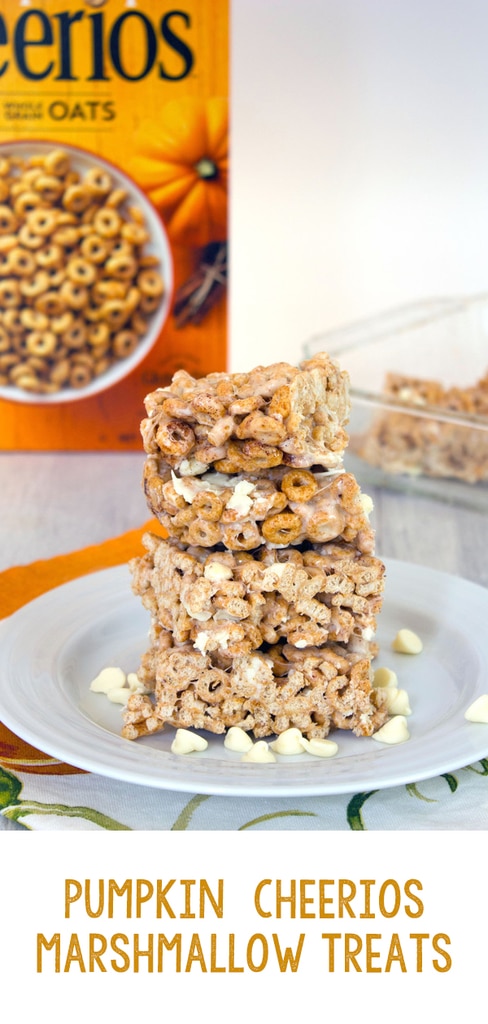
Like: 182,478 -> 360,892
170,729 -> 209,755
373,666 -> 398,688
300,737 -> 339,758
372,715 -> 410,744
464,695 -> 488,723
383,687 -> 412,716
241,741 -> 276,763
398,387 -> 425,406
294,640 -> 308,649
270,728 -> 306,755
106,687 -> 132,705
398,387 -> 413,401
213,609 -> 240,623
361,627 -> 375,642
127,672 -> 147,694
392,628 -> 423,654
178,458 -> 208,476
89,666 -> 127,693
194,631 -> 210,654
225,480 -> 256,514
184,606 -> 212,622
204,562 -> 233,582
171,470 -> 222,504
224,727 -> 254,752
171,472 -> 197,503
360,493 -> 374,516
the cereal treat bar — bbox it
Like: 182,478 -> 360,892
140,353 -> 350,475
122,637 -> 388,741
143,463 -> 375,553
130,532 -> 384,654
355,370 -> 488,483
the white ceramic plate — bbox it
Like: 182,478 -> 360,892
0,559 -> 487,797
0,139 -> 173,404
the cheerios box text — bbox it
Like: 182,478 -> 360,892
0,0 -> 228,449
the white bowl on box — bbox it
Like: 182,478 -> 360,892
0,139 -> 173,405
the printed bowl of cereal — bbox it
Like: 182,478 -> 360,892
0,139 -> 173,403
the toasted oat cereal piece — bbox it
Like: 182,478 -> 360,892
129,532 -> 385,654
140,353 -> 350,475
122,634 -> 388,741
121,692 -> 165,739
355,370 -> 488,483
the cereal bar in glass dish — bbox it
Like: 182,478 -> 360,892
354,370 -> 488,484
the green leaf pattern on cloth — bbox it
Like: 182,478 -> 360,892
465,758 -> 488,775
170,794 -> 211,830
346,791 -> 378,830
238,811 -> 317,830
344,762 -> 488,830
2,760 -> 488,831
0,767 -> 130,830
0,766 -> 22,810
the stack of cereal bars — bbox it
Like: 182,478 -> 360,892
123,354 -> 389,743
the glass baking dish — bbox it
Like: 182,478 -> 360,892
303,296 -> 488,510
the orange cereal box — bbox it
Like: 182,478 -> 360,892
0,0 -> 229,449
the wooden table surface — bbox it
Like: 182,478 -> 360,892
1,451 -> 487,830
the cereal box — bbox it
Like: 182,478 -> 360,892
0,0 -> 229,448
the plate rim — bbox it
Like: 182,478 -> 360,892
1,559 -> 488,797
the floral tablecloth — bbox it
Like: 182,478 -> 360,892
1,524 -> 488,831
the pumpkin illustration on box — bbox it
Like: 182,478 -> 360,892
131,97 -> 228,249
